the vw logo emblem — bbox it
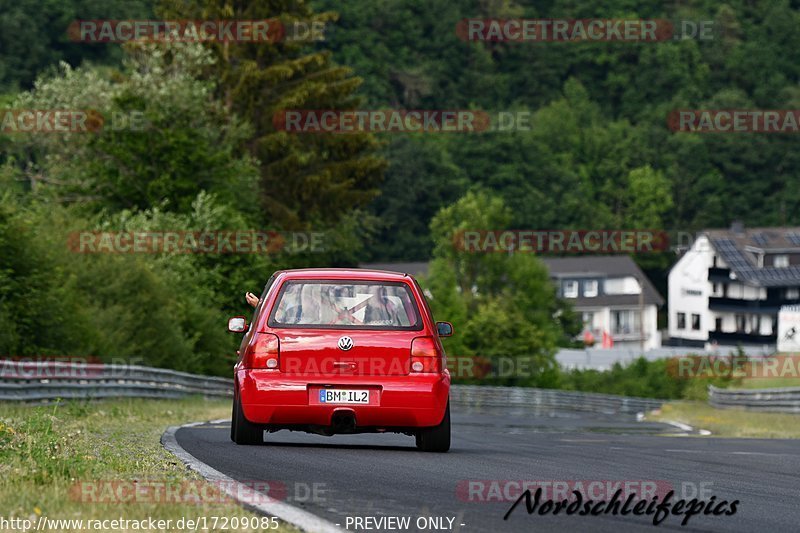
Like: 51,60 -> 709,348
337,336 -> 354,351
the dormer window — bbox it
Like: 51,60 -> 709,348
583,280 -> 598,297
774,255 -> 789,268
563,280 -> 578,298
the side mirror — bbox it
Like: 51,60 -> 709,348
228,316 -> 247,333
436,321 -> 453,337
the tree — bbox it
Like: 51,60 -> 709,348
365,136 -> 468,261
422,190 -> 581,386
10,43 -> 259,215
156,0 -> 386,229
0,0 -> 152,92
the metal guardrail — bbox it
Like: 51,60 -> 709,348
450,385 -> 662,414
557,345 -> 775,371
708,385 -> 800,413
0,360 -> 233,401
0,359 -> 662,413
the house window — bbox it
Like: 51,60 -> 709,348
583,280 -> 598,297
787,288 -> 799,300
563,280 -> 578,298
677,312 -> 686,329
691,314 -> 701,330
612,310 -> 640,335
582,311 -> 594,327
714,317 -> 722,331
735,314 -> 746,332
774,255 -> 789,268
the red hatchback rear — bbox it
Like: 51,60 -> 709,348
228,269 -> 452,452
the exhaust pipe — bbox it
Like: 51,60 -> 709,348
331,409 -> 357,433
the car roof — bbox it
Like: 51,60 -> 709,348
274,268 -> 414,282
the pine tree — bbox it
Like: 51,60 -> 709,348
156,0 -> 386,229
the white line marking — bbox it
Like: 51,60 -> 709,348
729,451 -> 786,456
664,449 -> 707,453
664,420 -> 694,432
162,422 -> 342,533
666,449 -> 797,457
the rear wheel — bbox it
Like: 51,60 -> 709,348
415,402 -> 450,452
231,394 -> 264,445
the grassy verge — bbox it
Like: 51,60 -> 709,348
0,397 -> 293,532
648,401 -> 800,438
734,377 -> 800,389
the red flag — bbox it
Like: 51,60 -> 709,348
601,331 -> 614,348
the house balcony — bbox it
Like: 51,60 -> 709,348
708,296 -> 783,314
611,330 -> 646,342
708,330 -> 776,345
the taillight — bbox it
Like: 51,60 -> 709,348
411,336 -> 441,373
243,333 -> 280,369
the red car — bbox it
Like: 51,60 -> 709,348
228,269 -> 453,452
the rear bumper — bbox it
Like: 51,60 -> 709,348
236,369 -> 450,428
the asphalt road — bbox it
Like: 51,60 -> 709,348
175,405 -> 800,532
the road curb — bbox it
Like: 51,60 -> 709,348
663,419 -> 712,436
162,420 -> 343,533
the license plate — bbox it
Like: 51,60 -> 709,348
319,389 -> 370,404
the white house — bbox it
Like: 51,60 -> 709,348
668,223 -> 800,349
540,256 -> 663,351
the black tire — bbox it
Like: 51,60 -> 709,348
230,399 -> 236,441
415,402 -> 450,452
231,394 -> 264,445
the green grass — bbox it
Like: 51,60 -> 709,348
648,401 -> 800,438
733,377 -> 800,389
0,397 -> 294,532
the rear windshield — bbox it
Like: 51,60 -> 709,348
268,280 -> 422,330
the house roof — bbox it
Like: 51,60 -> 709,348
540,256 -> 664,307
359,257 -> 664,306
703,226 -> 800,287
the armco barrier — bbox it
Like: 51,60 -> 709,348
708,385 -> 800,413
450,385 -> 662,414
0,359 -> 662,413
556,345 -> 774,371
0,360 -> 232,401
